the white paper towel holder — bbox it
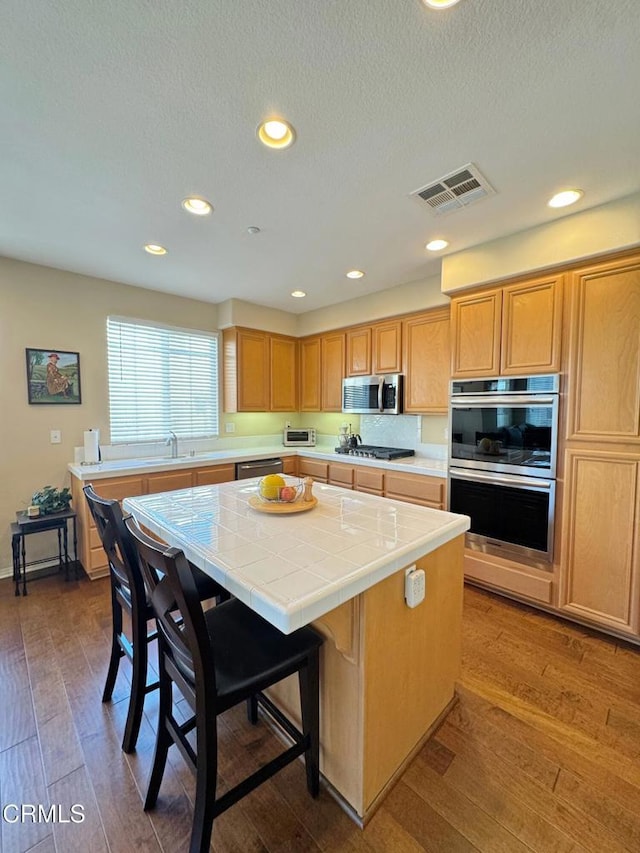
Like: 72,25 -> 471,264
82,428 -> 102,466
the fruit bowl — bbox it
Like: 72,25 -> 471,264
257,475 -> 303,504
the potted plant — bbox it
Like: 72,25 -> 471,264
31,485 -> 72,515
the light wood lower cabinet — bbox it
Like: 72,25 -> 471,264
282,456 -> 298,475
328,462 -> 354,489
355,467 -> 384,496
194,464 -> 236,486
72,464 -> 236,579
384,471 -> 445,509
298,458 -> 329,483
559,448 -> 640,635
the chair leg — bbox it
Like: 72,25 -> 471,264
190,714 -> 218,853
121,617 -> 148,753
144,656 -> 173,810
298,649 -> 320,798
246,695 -> 258,724
102,583 -> 123,702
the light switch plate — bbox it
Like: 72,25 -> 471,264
50,430 -> 61,444
225,423 -> 235,433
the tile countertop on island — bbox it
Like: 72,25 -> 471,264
68,445 -> 448,481
123,479 -> 469,634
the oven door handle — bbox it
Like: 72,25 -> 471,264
450,394 -> 557,407
449,469 -> 553,490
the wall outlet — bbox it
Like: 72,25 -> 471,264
225,423 -> 235,433
405,566 -> 426,608
50,430 -> 61,444
285,420 -> 291,429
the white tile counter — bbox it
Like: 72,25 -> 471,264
123,478 -> 468,634
69,445 -> 446,480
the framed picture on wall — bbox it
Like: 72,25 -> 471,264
25,348 -> 82,404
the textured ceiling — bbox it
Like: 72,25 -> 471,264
2,0 -> 639,313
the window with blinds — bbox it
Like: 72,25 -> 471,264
107,316 -> 220,444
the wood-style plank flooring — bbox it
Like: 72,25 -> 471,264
1,572 -> 639,852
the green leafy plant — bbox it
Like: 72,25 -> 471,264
31,485 -> 72,515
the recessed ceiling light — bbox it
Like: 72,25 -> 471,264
182,197 -> 212,215
346,269 -> 365,279
422,0 -> 462,8
144,244 -> 167,255
548,189 -> 584,208
426,239 -> 449,252
257,118 -> 296,149
291,290 -> 306,298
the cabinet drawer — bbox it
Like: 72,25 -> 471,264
299,458 -> 328,482
328,463 -> 354,488
194,464 -> 235,486
384,472 -> 445,508
355,467 -> 385,493
91,477 -> 146,503
146,471 -> 194,494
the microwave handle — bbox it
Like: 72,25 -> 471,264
377,376 -> 385,412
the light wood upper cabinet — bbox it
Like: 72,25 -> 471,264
223,327 -> 269,412
270,334 -> 298,411
559,448 -> 640,635
501,275 -> 563,375
403,308 -> 450,413
566,255 -> 640,443
451,275 -> 563,378
299,337 -> 321,411
346,327 -> 372,376
321,332 -> 346,412
224,328 -> 297,413
451,288 -> 502,377
372,320 -> 402,374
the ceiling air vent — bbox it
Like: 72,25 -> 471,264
410,163 -> 495,215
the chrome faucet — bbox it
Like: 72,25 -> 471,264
165,430 -> 179,458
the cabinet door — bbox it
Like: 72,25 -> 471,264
567,255 -> 640,442
300,337 -> 321,411
384,472 -> 445,508
501,275 -> 563,375
328,462 -> 354,488
237,329 -> 270,411
346,327 -> 372,376
282,456 -> 298,475
354,466 -> 384,495
321,333 -> 346,412
451,289 -> 502,378
560,449 -> 640,635
194,465 -> 235,486
372,320 -> 402,374
270,335 -> 298,411
403,309 -> 450,413
146,471 -> 194,494
298,457 -> 328,482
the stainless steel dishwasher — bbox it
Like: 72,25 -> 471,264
235,457 -> 284,480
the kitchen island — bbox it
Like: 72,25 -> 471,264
123,478 -> 469,822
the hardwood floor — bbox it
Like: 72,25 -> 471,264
1,573 -> 639,852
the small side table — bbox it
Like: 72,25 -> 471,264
12,509 -> 79,596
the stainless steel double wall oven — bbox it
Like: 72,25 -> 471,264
448,374 -> 560,568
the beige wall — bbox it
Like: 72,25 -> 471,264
0,257 -> 221,571
442,191 -> 640,293
297,274 -> 447,337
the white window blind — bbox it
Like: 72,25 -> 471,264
107,316 -> 220,444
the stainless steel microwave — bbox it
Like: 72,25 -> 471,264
342,374 -> 403,415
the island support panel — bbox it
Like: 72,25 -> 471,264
266,534 -> 464,822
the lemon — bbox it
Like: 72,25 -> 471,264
259,474 -> 286,500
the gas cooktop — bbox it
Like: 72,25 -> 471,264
335,445 -> 415,461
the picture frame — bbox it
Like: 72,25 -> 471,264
25,348 -> 82,405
